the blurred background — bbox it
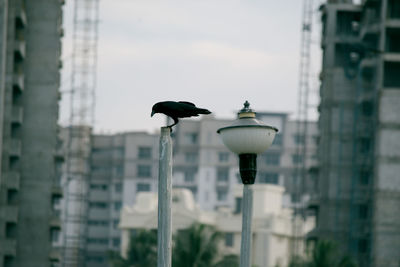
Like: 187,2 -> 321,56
0,0 -> 399,267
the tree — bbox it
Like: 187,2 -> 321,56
109,229 -> 157,267
110,223 -> 240,267
172,223 -> 238,267
289,240 -> 358,267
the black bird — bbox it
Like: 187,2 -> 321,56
151,101 -> 211,128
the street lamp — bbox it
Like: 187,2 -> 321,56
217,101 -> 278,267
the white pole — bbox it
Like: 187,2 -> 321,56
157,127 -> 172,267
240,184 -> 253,267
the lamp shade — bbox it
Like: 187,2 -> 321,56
217,101 -> 278,155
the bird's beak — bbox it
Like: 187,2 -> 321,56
151,110 -> 155,117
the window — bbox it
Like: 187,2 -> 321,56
312,135 -> 319,145
359,170 -> 370,185
185,152 -> 198,163
52,195 -> 61,207
87,238 -> 108,245
359,138 -> 371,153
225,233 -> 234,247
7,189 -> 18,205
114,147 -> 124,157
89,202 -> 108,209
185,133 -> 198,144
88,220 -> 109,226
217,188 -> 228,201
218,152 -> 229,162
259,172 -> 279,184
184,170 -> 196,182
293,134 -> 305,145
50,228 -> 60,243
113,238 -> 121,247
234,197 -> 242,214
113,219 -> 120,229
264,153 -> 280,165
358,239 -> 368,253
137,165 -> 151,177
272,134 -> 283,146
187,186 -> 198,197
217,167 -> 229,182
292,154 -> 303,164
138,147 -> 152,159
90,184 -> 108,191
114,202 -> 122,211
137,183 -> 150,192
115,183 -> 123,193
358,204 -> 369,219
6,223 -> 17,238
115,165 -> 124,177
87,256 -> 104,263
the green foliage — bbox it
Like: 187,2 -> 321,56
172,223 -> 223,267
288,240 -> 358,267
110,224 -> 240,267
109,229 -> 157,267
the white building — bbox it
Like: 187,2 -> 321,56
120,184 -> 314,267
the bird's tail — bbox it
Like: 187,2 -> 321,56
197,108 -> 211,114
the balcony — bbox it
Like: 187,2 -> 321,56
307,194 -> 320,210
2,172 -> 20,189
52,186 -> 63,197
14,40 -> 26,60
383,53 -> 400,62
386,19 -> 400,29
9,139 -> 21,157
54,147 -> 64,162
0,239 -> 17,256
13,73 -> 25,92
11,106 -> 23,125
49,216 -> 61,229
15,8 -> 27,28
13,73 -> 24,92
49,248 -> 61,261
2,206 -> 18,222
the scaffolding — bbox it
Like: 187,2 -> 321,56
62,0 -> 100,266
292,0 -> 314,258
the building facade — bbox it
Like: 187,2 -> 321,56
311,1 -> 400,266
0,0 -> 64,266
171,114 -> 318,211
120,185 -> 315,267
71,113 -> 317,266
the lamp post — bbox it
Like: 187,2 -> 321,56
217,101 -> 278,267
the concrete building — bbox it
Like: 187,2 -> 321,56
0,1 -> 64,266
83,131 -> 159,267
310,1 -> 400,266
120,185 -> 314,267
73,114 -> 317,266
171,114 -> 318,211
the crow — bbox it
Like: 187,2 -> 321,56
151,101 -> 211,128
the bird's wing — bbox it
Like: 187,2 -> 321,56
178,101 -> 196,107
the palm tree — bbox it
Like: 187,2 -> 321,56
109,229 -> 157,267
214,254 -> 240,267
172,223 -> 237,267
289,240 -> 357,267
308,240 -> 357,267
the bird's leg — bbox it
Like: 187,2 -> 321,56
166,117 -> 179,130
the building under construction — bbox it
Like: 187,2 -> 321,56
309,0 -> 400,266
0,0 -> 64,266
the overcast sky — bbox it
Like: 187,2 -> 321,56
60,0 -> 322,134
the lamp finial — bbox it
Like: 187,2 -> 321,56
238,101 -> 255,118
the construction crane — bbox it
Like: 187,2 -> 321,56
62,0 -> 100,266
292,0 -> 315,259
